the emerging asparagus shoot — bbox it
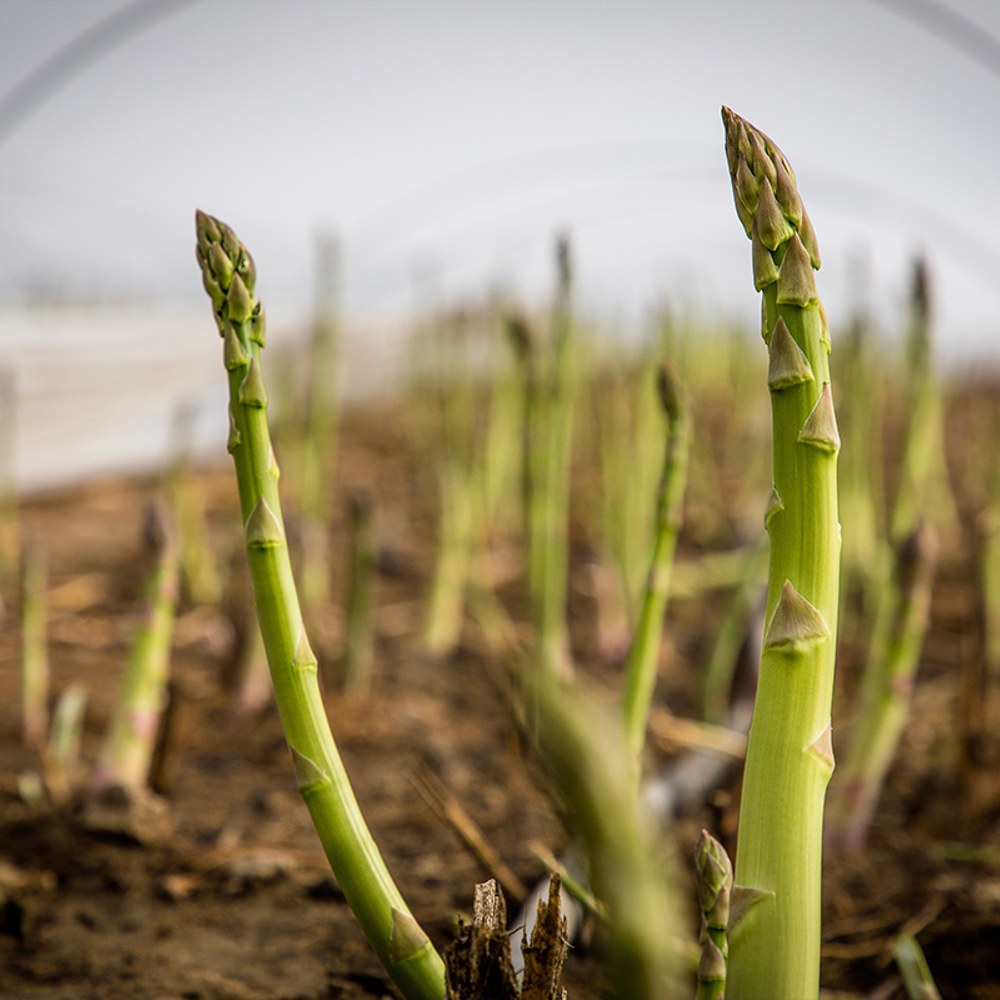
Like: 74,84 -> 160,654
721,108 -> 841,1000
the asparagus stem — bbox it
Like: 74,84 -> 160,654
299,234 -> 342,611
43,683 -> 87,804
891,257 -> 956,542
536,236 -> 576,678
165,405 -> 222,606
0,367 -> 19,587
195,211 -> 446,1000
826,525 -> 937,853
529,674 -> 681,999
342,490 -> 377,693
621,361 -> 691,758
894,933 -> 942,1000
721,108 -> 840,1000
95,503 -> 180,791
694,830 -> 733,1000
20,536 -> 49,748
700,537 -> 768,726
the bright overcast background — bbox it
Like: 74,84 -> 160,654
0,0 -> 998,485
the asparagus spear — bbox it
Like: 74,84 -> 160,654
195,211 -> 446,1000
694,830 -> 733,1000
721,108 -> 840,1000
342,489 -> 376,693
825,524 -> 937,853
94,503 -> 179,792
20,536 -> 49,747
621,361 -> 691,759
894,932 -> 943,1000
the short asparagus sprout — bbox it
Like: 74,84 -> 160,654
721,108 -> 841,1000
694,830 -> 733,1000
195,211 -> 446,1000
94,504 -> 179,792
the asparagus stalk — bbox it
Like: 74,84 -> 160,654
0,366 -> 18,587
529,674 -> 681,999
94,503 -> 180,791
694,830 -> 733,1000
536,236 -> 576,678
721,108 -> 840,1000
890,257 -> 956,542
43,683 -> 87,805
621,361 -> 691,758
825,525 -> 937,853
894,932 -> 942,1000
342,490 -> 377,693
299,233 -> 342,611
20,536 -> 49,747
195,211 -> 446,1000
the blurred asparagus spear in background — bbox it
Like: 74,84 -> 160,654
342,489 -> 376,693
891,257 -> 957,543
694,830 -> 733,1000
299,233 -> 342,612
0,367 -> 19,590
94,503 -> 179,792
20,536 -> 48,747
721,107 -> 840,1000
894,933 -> 942,1000
826,524 -> 937,854
518,238 -> 577,679
195,211 -> 446,1000
621,360 -> 690,759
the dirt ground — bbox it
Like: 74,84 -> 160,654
0,398 -> 998,1000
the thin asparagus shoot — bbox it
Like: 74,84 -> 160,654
621,361 -> 691,759
342,489 -> 377,693
721,107 -> 841,1000
694,830 -> 733,1000
94,503 -> 179,791
42,683 -> 87,805
195,211 -> 446,1000
20,536 -> 49,747
529,674 -> 682,999
536,235 -> 576,678
299,233 -> 342,611
826,524 -> 937,854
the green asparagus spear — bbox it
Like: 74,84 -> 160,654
621,361 -> 691,758
342,490 -> 377,693
721,108 -> 840,1000
95,504 -> 179,791
195,211 -> 446,1000
20,536 -> 49,748
694,830 -> 733,1000
826,524 -> 937,853
894,932 -> 942,1000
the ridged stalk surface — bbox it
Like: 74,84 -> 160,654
721,108 -> 840,1000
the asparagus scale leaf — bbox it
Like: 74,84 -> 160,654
195,211 -> 446,1000
720,109 -> 841,1000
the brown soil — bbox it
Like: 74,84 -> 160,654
0,398 -> 997,1000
